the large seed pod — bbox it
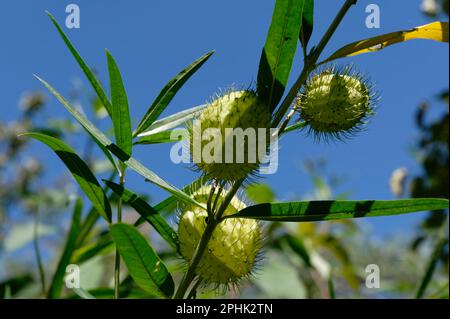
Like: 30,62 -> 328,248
189,90 -> 271,181
296,66 -> 376,139
178,187 -> 261,286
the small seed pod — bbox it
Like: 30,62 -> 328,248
189,90 -> 271,181
178,187 -> 261,286
296,66 -> 376,139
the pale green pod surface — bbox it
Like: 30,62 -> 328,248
189,90 -> 271,181
297,68 -> 376,139
178,188 -> 261,286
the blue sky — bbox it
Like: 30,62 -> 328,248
1,0 -> 448,238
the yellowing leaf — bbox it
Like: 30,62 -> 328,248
323,21 -> 448,63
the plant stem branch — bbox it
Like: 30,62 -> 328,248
33,208 -> 46,297
214,180 -> 244,221
272,0 -> 358,128
212,183 -> 224,214
206,183 -> 216,219
416,218 -> 448,299
114,168 -> 125,299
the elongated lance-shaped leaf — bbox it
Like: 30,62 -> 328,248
416,230 -> 448,298
138,104 -> 207,137
257,0 -> 305,111
20,133 -> 112,222
110,224 -> 175,298
48,198 -> 83,298
135,129 -> 187,145
104,180 -> 179,251
34,75 -> 203,210
276,234 -> 312,267
224,199 -> 449,222
322,21 -> 449,64
75,170 -> 117,248
46,12 -> 112,117
328,276 -> 336,299
106,50 -> 132,157
282,121 -> 306,134
133,51 -> 214,137
299,0 -> 314,51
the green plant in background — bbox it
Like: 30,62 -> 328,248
8,0 -> 448,299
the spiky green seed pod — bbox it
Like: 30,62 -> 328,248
178,188 -> 261,286
297,67 -> 376,139
190,90 -> 271,181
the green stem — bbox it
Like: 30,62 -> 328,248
416,219 -> 448,299
211,183 -> 224,214
33,208 -> 46,297
114,168 -> 125,299
272,0 -> 358,127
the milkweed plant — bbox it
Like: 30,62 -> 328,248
19,0 -> 448,299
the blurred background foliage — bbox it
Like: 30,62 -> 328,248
0,0 -> 448,299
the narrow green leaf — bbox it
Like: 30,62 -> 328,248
299,0 -> 314,51
20,132 -> 112,222
282,121 -> 306,134
278,234 -> 311,267
46,12 -> 112,116
138,104 -> 207,137
416,236 -> 448,298
135,129 -> 187,145
257,0 -> 305,111
106,50 -> 132,157
328,276 -> 336,299
34,75 -> 203,210
133,51 -> 214,136
47,198 -> 83,298
225,199 -> 449,222
104,180 -> 179,251
110,224 -> 175,297
75,170 -> 117,248
125,156 -> 204,211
